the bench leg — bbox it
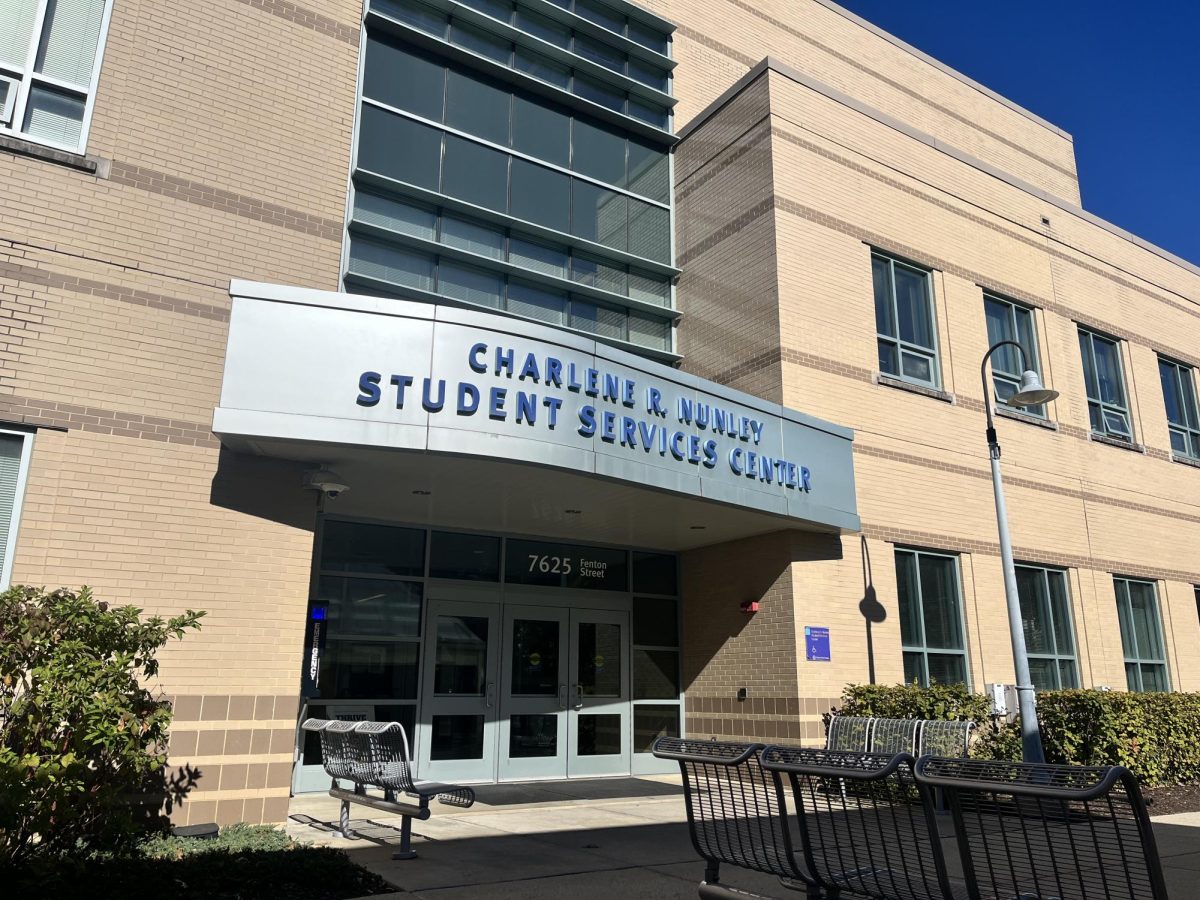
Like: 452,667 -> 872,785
391,815 -> 417,861
339,798 -> 357,840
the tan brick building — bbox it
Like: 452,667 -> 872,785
1,0 -> 1196,825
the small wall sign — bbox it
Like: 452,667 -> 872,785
805,626 -> 831,662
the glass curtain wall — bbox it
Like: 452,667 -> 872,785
347,0 -> 677,357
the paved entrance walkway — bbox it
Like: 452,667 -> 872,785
288,777 -> 1200,898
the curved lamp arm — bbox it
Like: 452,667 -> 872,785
980,340 -> 1031,458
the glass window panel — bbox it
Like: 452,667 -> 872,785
0,0 -> 39,69
1115,581 -> 1136,657
572,300 -> 625,340
1016,566 -> 1051,654
918,554 -> 962,649
1161,362 -> 1184,425
358,104 -> 442,188
429,531 -> 501,580
572,119 -> 626,186
633,552 -> 677,597
363,34 -> 445,120
510,618 -> 561,695
1027,656 -> 1058,692
574,0 -> 625,33
1125,662 -> 1139,692
577,713 -> 621,755
984,298 -> 1017,373
627,139 -> 669,203
22,83 -> 85,147
373,0 -> 447,36
430,714 -> 484,759
872,257 -> 894,337
1079,331 -> 1098,401
320,576 -> 423,637
442,134 -> 510,211
633,649 -> 678,699
1091,337 -> 1126,406
515,9 -> 570,47
446,68 -> 510,144
433,615 -> 489,694
1180,369 -> 1199,429
348,236 -> 434,290
627,313 -> 669,351
628,58 -> 669,92
900,351 -> 933,385
633,704 -> 679,753
627,20 -> 668,53
1128,581 -> 1163,658
504,539 -> 628,590
321,520 -> 426,576
1058,659 -> 1079,689
878,340 -> 898,376
515,47 -> 570,87
903,651 -> 924,686
926,653 -> 966,686
573,34 -> 624,73
324,640 -> 419,699
575,74 -> 624,112
1087,401 -> 1105,435
449,20 -> 511,63
507,280 -> 566,325
439,261 -> 504,308
633,595 -> 678,646
629,270 -> 670,306
457,0 -> 512,21
628,197 -> 669,262
1103,410 -> 1131,438
510,158 -> 571,232
35,0 -> 106,88
509,714 -> 557,757
1142,664 -> 1169,692
353,190 -> 437,239
894,263 -> 933,350
512,93 -> 570,167
1171,429 -> 1189,455
1047,571 -> 1074,654
509,237 -> 568,278
628,98 -> 669,129
441,215 -> 504,258
578,622 -> 622,696
895,550 -> 921,646
573,180 -> 627,250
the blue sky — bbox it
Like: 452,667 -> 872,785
835,1 -> 1200,266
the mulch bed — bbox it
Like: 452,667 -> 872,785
1145,783 -> 1200,816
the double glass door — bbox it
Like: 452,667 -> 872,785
418,596 -> 630,783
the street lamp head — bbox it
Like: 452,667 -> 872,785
1009,369 -> 1059,407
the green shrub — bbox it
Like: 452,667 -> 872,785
0,586 -> 204,863
836,683 -> 1200,785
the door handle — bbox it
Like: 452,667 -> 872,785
572,684 -> 583,711
558,683 -> 568,710
485,681 -> 496,709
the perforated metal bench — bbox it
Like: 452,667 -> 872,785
300,718 -> 475,859
825,715 -> 975,758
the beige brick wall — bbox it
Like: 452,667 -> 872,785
0,0 -> 362,823
675,61 -> 1200,718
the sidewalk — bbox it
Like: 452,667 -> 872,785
287,777 -> 1200,899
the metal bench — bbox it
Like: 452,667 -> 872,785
761,745 -> 962,900
825,715 -> 974,758
300,718 -> 475,859
915,756 -> 1169,900
651,738 -> 811,899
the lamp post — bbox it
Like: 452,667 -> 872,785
980,340 -> 1059,764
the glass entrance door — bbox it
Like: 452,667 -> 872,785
568,609 -> 630,777
499,605 -> 569,780
416,598 -> 500,783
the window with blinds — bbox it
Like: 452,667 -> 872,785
0,0 -> 111,151
0,433 -> 30,589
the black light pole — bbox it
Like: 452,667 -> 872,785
980,340 -> 1059,764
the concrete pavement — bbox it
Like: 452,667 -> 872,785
287,777 -> 1200,898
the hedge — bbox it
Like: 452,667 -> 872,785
833,684 -> 1200,786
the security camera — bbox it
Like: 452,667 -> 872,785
303,467 -> 349,498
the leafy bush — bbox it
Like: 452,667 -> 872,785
836,683 -> 1200,785
0,586 -> 204,862
10,825 -> 393,899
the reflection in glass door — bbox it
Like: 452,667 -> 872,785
417,599 -> 500,782
568,609 -> 630,777
499,606 -> 569,779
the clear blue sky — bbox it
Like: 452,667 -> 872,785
835,1 -> 1200,266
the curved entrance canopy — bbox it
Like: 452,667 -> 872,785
213,281 -> 859,549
